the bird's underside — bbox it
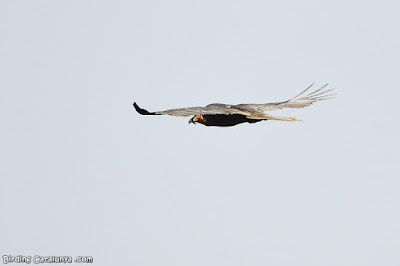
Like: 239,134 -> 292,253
133,83 -> 335,127
196,114 -> 263,127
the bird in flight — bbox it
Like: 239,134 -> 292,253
133,83 -> 334,127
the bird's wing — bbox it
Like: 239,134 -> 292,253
133,83 -> 334,119
133,103 -> 250,117
234,83 -> 335,113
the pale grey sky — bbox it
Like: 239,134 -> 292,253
1,0 -> 399,265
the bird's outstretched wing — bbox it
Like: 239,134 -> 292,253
234,83 -> 335,113
133,83 -> 334,122
133,102 -> 250,117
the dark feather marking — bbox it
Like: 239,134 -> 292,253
133,102 -> 157,115
202,114 -> 264,127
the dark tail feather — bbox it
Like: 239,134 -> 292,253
133,102 -> 157,115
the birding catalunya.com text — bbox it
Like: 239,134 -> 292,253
2,255 -> 93,264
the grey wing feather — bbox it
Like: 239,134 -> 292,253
156,104 -> 250,117
234,83 -> 335,113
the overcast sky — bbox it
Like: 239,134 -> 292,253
1,0 -> 399,265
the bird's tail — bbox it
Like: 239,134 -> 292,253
248,113 -> 301,121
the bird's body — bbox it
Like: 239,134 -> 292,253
133,83 -> 334,127
195,114 -> 263,127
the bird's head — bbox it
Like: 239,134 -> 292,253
189,114 -> 206,125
